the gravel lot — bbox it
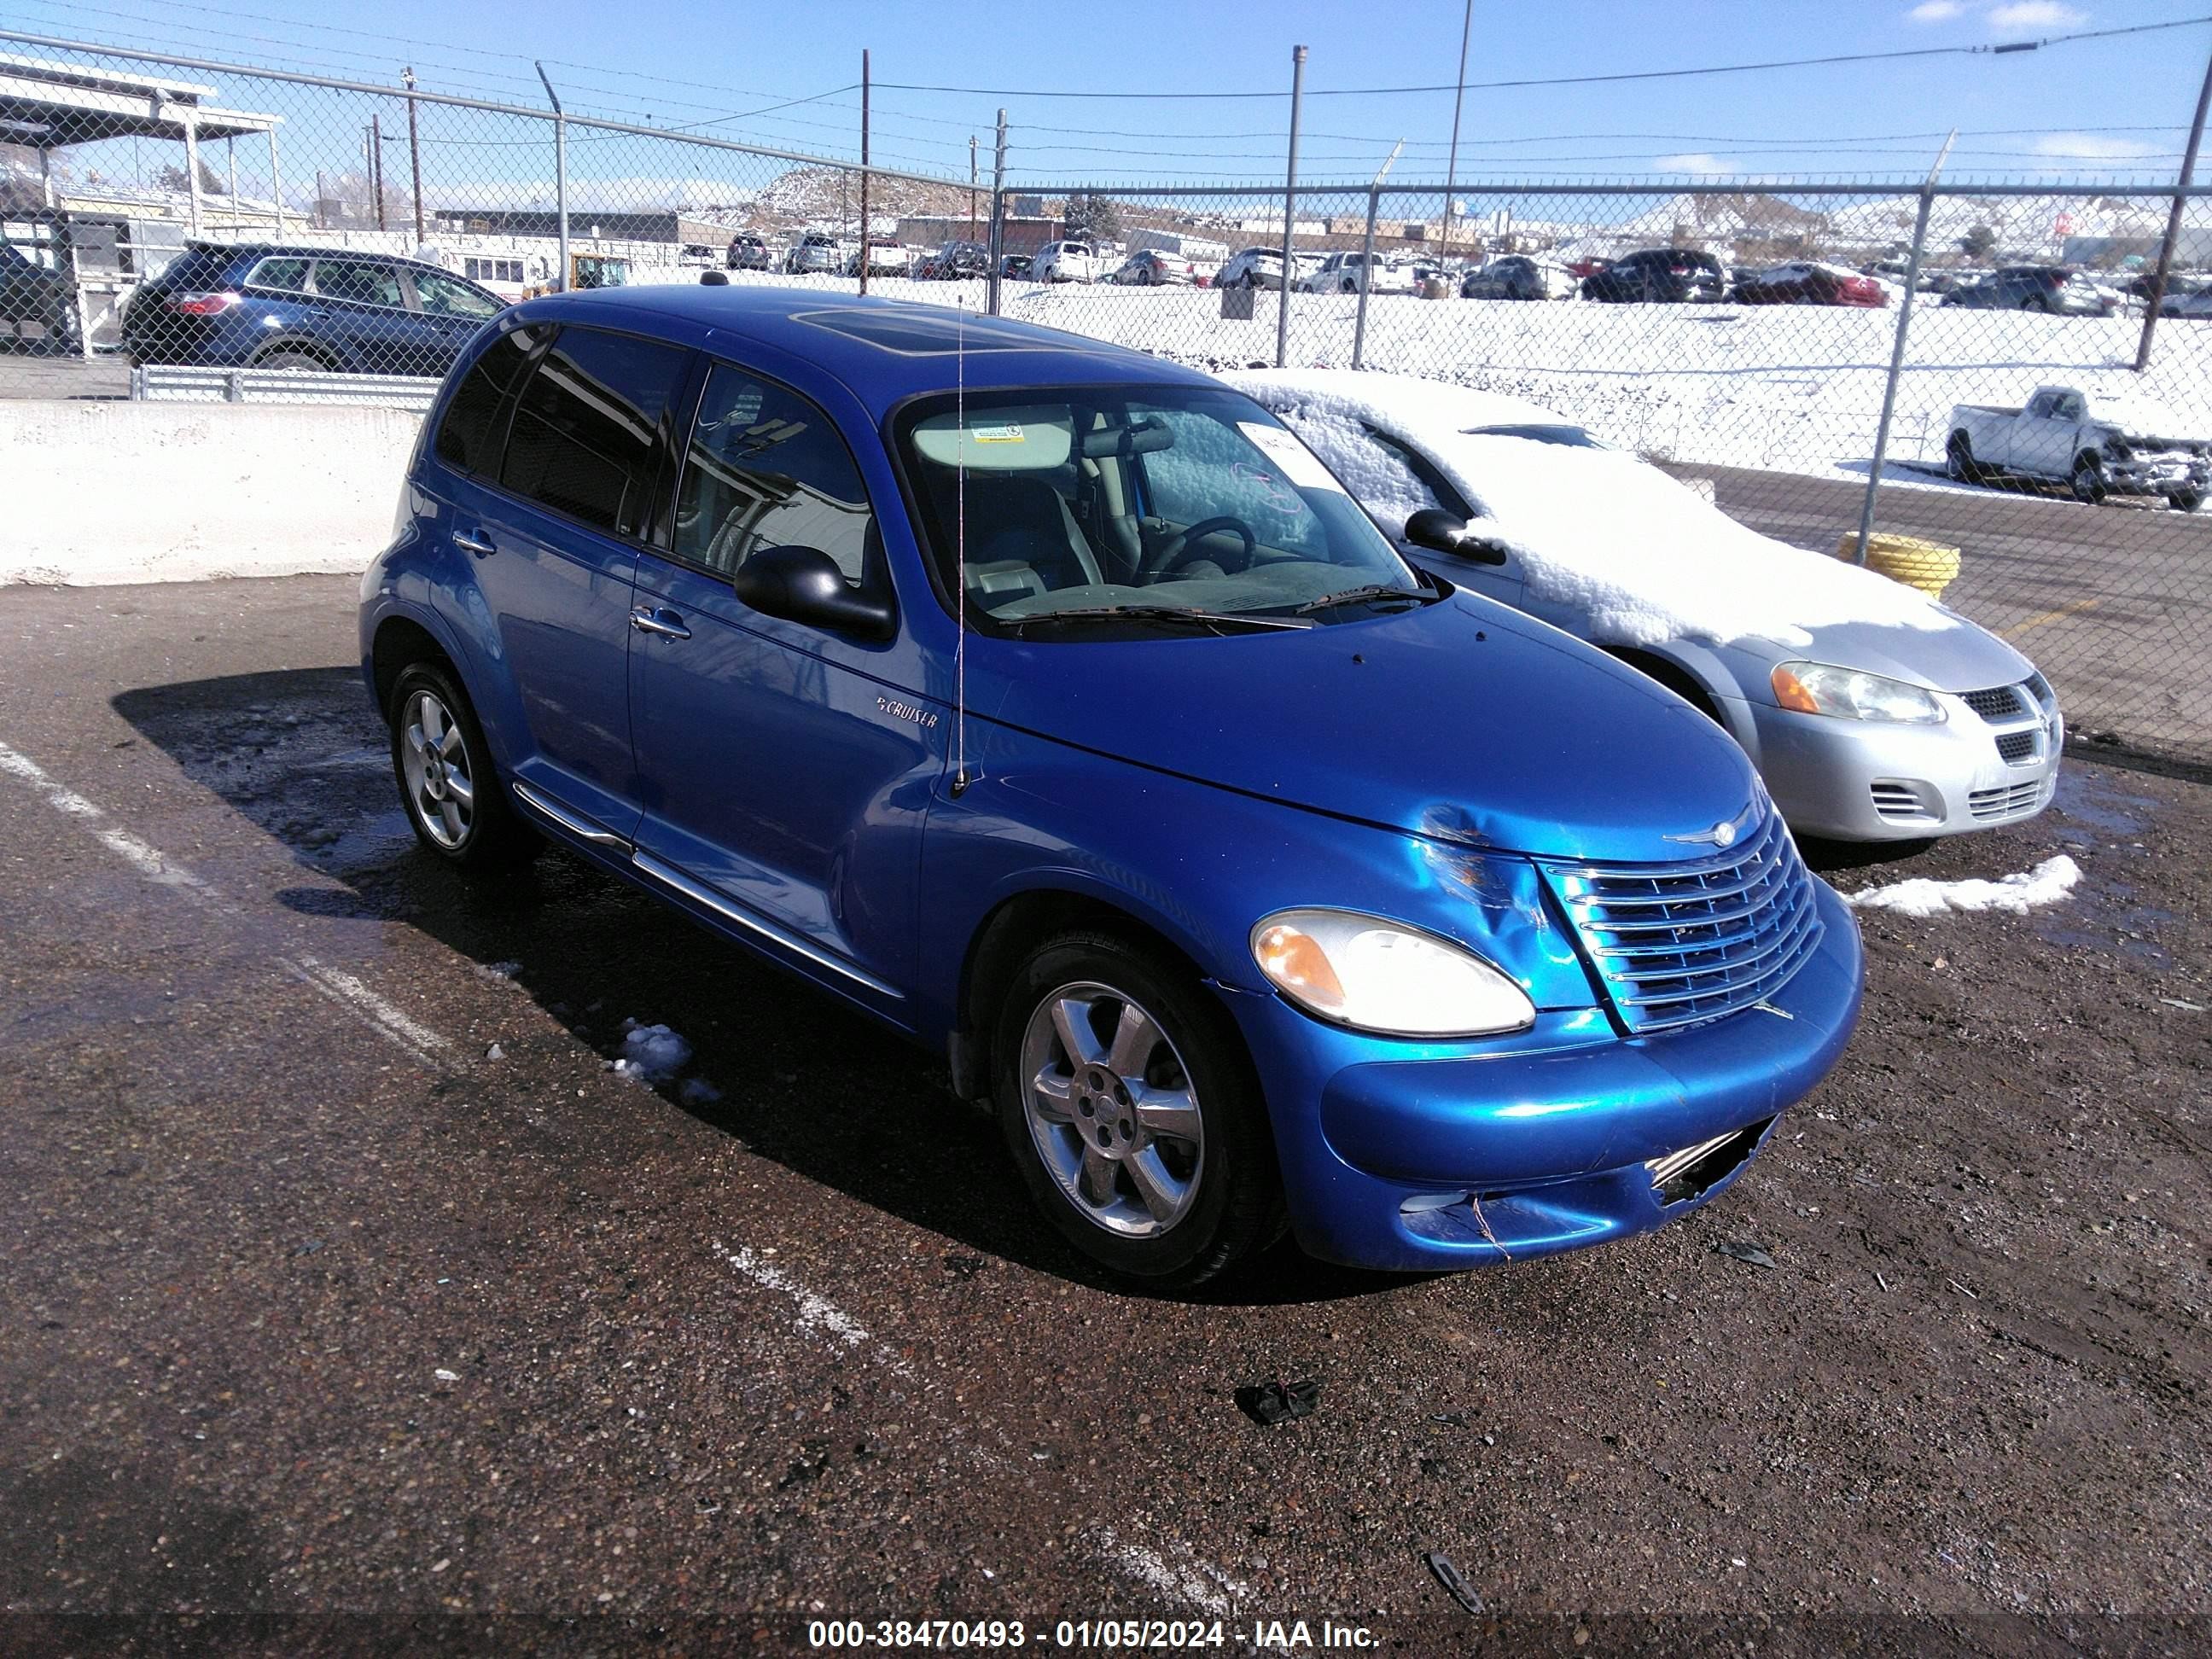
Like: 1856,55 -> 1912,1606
1,574 -> 2205,1655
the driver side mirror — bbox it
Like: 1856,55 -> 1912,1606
1404,508 -> 1509,567
732,545 -> 897,643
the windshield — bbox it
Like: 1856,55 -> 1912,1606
897,384 -> 1419,629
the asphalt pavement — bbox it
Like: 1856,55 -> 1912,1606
2,575 -> 2208,1656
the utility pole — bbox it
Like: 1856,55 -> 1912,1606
858,49 -> 871,296
987,108 -> 1006,316
315,167 -> 325,230
370,114 -> 387,230
1441,0 -> 1472,253
2134,38 -> 2212,373
225,136 -> 237,225
404,66 -> 425,245
969,135 -> 978,241
1277,44 -> 1307,370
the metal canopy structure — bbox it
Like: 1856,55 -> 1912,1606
0,51 -> 282,234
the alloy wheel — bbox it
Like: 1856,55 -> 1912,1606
400,688 -> 476,849
1019,981 -> 1205,1238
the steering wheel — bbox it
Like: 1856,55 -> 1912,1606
1150,515 -> 1257,580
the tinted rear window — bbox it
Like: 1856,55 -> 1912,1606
499,325 -> 690,538
434,325 -> 543,475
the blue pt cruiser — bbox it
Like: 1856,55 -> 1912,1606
360,288 -> 1863,1286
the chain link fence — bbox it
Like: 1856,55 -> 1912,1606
5,29 -> 2209,767
1001,178 -> 2212,770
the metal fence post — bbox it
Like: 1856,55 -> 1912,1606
1853,135 -> 1953,565
404,67 -> 424,245
858,49 -> 870,298
2134,42 -> 2212,373
1276,44 -> 1307,370
535,62 -> 568,292
987,108 -> 1006,317
1352,188 -> 1380,370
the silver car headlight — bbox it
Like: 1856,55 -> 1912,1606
1771,661 -> 1945,725
1250,909 -> 1535,1039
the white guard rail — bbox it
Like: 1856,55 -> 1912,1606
131,364 -> 442,411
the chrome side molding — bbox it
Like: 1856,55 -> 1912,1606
629,850 -> 904,1001
511,781 -> 629,848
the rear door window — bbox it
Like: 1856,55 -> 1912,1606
498,325 -> 690,538
410,269 -> 503,321
434,324 -> 544,476
313,259 -> 405,308
245,256 -> 310,292
672,362 -> 876,585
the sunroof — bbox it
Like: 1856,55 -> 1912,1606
792,306 -> 1088,356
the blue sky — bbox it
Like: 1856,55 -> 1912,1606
12,0 -> 2212,192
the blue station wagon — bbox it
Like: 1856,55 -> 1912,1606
360,288 -> 1864,1285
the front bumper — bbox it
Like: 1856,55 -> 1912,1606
1738,696 -> 2061,841
1235,882 -> 1862,1272
2105,456 -> 2209,498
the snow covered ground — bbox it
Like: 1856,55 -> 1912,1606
997,285 -> 2212,488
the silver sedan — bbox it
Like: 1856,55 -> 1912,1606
1225,370 -> 2060,842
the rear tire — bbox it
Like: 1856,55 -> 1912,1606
387,661 -> 540,871
993,930 -> 1282,1289
2069,452 -> 2109,505
1946,432 -> 1981,484
253,347 -> 327,371
2169,488 -> 2203,514
2024,294 -> 2052,314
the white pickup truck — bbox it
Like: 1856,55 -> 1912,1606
1946,383 -> 2208,510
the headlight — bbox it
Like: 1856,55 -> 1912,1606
1250,909 -> 1535,1039
1771,661 -> 1944,724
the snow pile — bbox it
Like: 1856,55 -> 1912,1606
614,1020 -> 693,1083
1226,369 -> 1963,650
1842,853 -> 2081,918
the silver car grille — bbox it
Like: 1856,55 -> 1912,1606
1969,779 -> 2048,821
1542,808 -> 1824,1036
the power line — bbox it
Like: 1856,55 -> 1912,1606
877,15 -> 2212,101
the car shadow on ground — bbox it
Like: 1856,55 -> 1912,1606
111,665 -> 1413,1306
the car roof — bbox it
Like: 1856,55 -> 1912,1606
504,286 -> 1219,418
183,241 -> 459,276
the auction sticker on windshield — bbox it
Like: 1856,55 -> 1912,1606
970,423 -> 1027,444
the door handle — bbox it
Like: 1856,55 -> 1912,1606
452,529 -> 496,556
630,606 -> 690,640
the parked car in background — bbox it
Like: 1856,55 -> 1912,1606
0,238 -> 81,353
919,241 -> 992,280
999,253 -> 1034,281
1110,248 -> 1197,286
846,239 -> 915,278
1947,383 -> 2208,510
1032,241 -> 1100,283
1295,251 -> 1411,294
121,242 -> 504,376
1228,369 -> 2064,842
725,234 -> 771,271
2160,280 -> 2212,318
1729,261 -> 1889,307
364,287 -> 1862,1284
1217,247 -> 1294,290
1460,256 -> 1575,301
1563,255 -> 1613,282
1942,266 -> 2115,315
1580,248 -> 1726,303
784,233 -> 847,276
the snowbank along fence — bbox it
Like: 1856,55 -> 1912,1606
8,29 -> 2212,765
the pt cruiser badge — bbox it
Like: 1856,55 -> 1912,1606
876,695 -> 940,730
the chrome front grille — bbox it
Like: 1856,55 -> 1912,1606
1544,809 -> 1824,1036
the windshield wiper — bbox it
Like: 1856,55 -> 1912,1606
1288,583 -> 1438,616
1002,605 -> 1311,636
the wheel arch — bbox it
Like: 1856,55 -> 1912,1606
370,611 -> 459,720
950,886 -> 1222,1101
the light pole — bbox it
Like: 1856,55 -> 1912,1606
1441,0 -> 1472,253
2134,38 -> 2212,373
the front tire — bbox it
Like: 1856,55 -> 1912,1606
2069,452 -> 2109,505
994,931 -> 1281,1287
2169,487 -> 2203,513
387,661 -> 539,870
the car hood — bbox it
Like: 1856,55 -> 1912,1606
971,591 -> 1761,864
1713,608 -> 2036,694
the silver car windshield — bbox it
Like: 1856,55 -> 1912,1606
898,385 -> 1420,628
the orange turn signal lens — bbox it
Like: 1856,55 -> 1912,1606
1253,923 -> 1348,1014
1770,664 -> 1822,714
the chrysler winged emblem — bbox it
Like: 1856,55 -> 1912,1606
1665,806 -> 1752,848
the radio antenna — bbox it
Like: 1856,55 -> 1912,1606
950,291 -> 971,795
